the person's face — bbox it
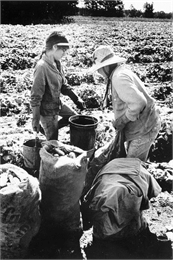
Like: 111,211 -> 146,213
98,66 -> 109,78
53,45 -> 69,61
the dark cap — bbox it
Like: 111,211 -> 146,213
46,31 -> 70,49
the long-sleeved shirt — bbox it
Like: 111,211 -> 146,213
31,54 -> 79,116
111,65 -> 161,141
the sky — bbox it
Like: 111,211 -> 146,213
78,0 -> 173,13
122,0 -> 173,13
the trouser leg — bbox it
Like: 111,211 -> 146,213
126,123 -> 161,162
40,115 -> 59,140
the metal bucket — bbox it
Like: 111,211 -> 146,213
23,138 -> 42,170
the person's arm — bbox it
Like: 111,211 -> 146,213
32,106 -> 40,133
30,64 -> 46,132
61,82 -> 85,110
59,62 -> 85,110
113,72 -> 147,130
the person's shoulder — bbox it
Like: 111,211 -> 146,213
112,66 -> 135,86
112,65 -> 130,78
36,58 -> 46,67
119,65 -> 131,74
34,58 -> 47,72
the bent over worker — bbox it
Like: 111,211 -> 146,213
89,45 -> 161,162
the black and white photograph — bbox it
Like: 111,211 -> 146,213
0,0 -> 173,259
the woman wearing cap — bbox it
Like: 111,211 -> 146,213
31,31 -> 85,140
90,45 -> 161,162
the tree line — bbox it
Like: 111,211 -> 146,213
80,0 -> 172,19
1,1 -> 79,25
1,0 -> 172,25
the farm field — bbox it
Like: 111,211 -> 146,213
0,16 -> 173,259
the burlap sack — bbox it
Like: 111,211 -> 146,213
82,130 -> 126,197
0,164 -> 41,259
39,140 -> 89,234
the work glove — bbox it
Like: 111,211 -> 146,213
76,99 -> 86,110
112,113 -> 130,131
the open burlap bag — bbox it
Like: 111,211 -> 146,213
39,140 -> 89,234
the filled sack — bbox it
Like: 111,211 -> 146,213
39,140 -> 89,234
0,163 -> 41,259
82,130 -> 126,197
84,158 -> 161,240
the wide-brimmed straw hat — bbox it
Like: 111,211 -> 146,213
89,45 -> 126,72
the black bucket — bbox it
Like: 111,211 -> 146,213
69,115 -> 98,151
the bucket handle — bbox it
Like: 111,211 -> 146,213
34,132 -> 39,148
34,132 -> 40,169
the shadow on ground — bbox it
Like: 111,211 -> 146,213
27,225 -> 172,259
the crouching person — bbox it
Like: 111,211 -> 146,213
83,158 -> 161,240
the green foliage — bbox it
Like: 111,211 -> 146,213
84,0 -> 124,17
126,5 -> 143,18
79,87 -> 102,108
66,73 -> 95,86
143,2 -> 154,18
1,1 -> 78,25
154,11 -> 172,19
85,0 -> 100,11
82,1 -> 172,19
148,121 -> 172,162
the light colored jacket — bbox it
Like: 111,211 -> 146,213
111,65 -> 161,141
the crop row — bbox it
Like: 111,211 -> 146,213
1,46 -> 172,71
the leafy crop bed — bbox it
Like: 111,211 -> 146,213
0,16 -> 173,259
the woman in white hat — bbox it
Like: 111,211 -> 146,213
31,31 -> 85,140
90,45 -> 161,162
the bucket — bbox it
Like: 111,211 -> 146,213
69,115 -> 98,151
23,139 -> 43,170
